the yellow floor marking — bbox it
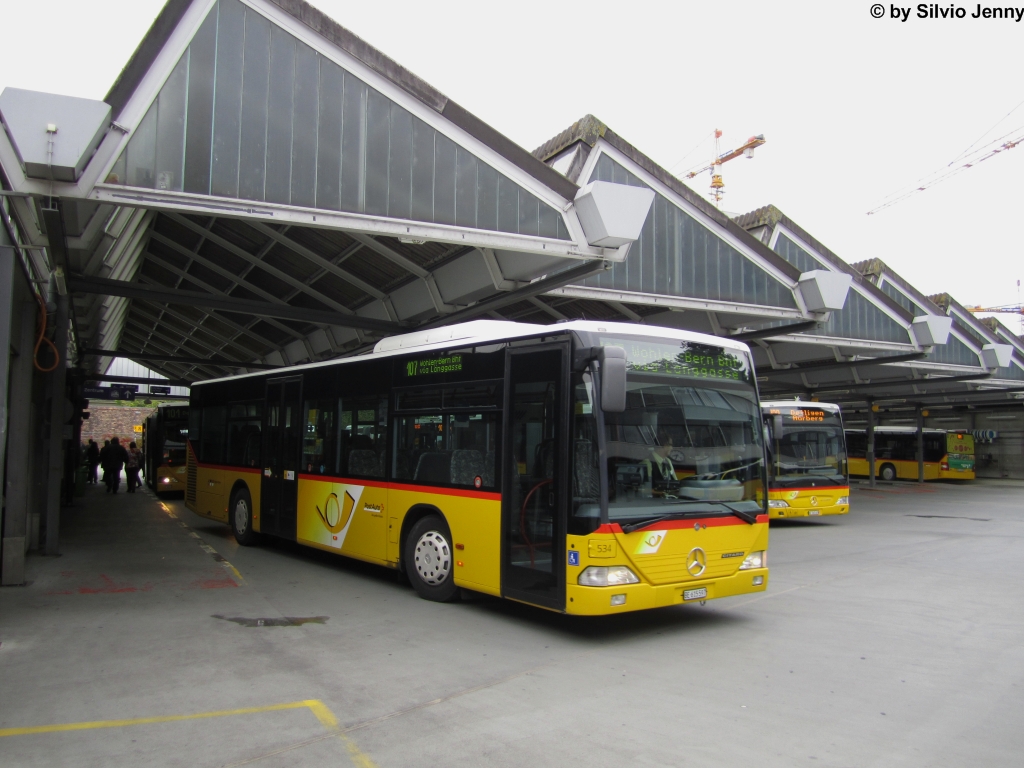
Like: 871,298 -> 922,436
0,700 -> 377,767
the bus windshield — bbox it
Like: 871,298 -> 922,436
765,406 -> 847,487
571,334 -> 765,530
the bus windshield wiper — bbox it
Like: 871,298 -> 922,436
618,501 -> 758,532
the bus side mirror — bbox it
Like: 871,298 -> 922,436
599,346 -> 627,413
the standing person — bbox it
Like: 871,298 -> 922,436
104,437 -> 129,494
99,440 -> 111,486
86,440 -> 100,484
125,441 -> 143,493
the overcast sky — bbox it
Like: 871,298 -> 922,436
3,0 -> 1021,334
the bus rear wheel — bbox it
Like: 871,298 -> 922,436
879,463 -> 897,482
231,486 -> 258,546
405,515 -> 459,603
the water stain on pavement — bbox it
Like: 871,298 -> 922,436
212,614 -> 329,627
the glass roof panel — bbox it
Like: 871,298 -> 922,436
809,288 -> 912,344
773,233 -> 826,273
107,0 -> 569,240
583,154 -> 797,308
924,333 -> 982,367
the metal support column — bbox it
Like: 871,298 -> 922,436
866,400 -> 876,488
0,248 -> 14,570
916,406 -> 925,483
2,287 -> 37,585
44,293 -> 69,555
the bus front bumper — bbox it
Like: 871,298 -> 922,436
769,503 -> 848,519
565,568 -> 769,616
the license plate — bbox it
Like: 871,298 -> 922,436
683,587 -> 707,601
808,510 -> 820,516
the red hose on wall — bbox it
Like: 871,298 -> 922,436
33,292 -> 60,373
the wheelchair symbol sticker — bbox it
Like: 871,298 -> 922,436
568,550 -> 580,566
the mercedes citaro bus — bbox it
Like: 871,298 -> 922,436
144,403 -> 190,495
846,427 -> 975,481
185,320 -> 769,615
761,401 -> 849,518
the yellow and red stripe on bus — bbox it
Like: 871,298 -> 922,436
767,485 -> 849,518
188,456 -> 770,616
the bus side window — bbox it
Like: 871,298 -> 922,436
200,406 -> 227,464
302,399 -> 337,475
340,397 -> 386,478
226,402 -> 262,468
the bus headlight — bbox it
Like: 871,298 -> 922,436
768,500 -> 789,508
578,566 -> 640,587
837,496 -> 849,505
739,551 -> 766,570
161,477 -> 171,484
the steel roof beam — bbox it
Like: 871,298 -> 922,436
730,320 -> 820,342
246,222 -> 382,300
347,232 -> 429,279
165,213 -> 361,319
421,260 -> 608,329
760,351 -> 929,377
134,275 -> 269,359
66,274 -> 404,333
86,373 -> 192,387
117,332 -> 234,382
142,250 -> 305,345
120,317 -> 241,373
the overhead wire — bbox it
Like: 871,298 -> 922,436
947,96 -> 1024,166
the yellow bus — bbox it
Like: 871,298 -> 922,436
761,401 -> 849,519
144,404 -> 190,495
185,320 -> 769,615
845,427 -> 975,481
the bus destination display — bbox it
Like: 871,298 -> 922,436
405,354 -> 463,377
599,337 -> 752,383
769,407 -> 826,422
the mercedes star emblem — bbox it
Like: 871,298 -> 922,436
687,547 -> 707,577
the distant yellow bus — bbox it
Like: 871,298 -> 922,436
761,401 -> 849,519
845,428 -> 975,481
144,404 -> 189,495
185,320 -> 770,615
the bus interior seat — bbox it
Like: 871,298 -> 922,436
348,449 -> 380,477
414,451 -> 452,484
450,449 -> 485,486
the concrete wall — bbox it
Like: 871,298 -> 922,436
898,410 -> 1022,479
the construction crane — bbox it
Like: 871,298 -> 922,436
965,304 -> 1024,316
684,130 -> 766,207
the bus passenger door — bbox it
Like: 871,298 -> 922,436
501,344 -> 568,611
261,377 -> 302,539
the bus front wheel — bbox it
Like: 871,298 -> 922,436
879,463 -> 897,482
405,515 -> 459,603
231,486 -> 258,546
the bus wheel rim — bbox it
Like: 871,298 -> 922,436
235,500 -> 248,533
413,531 -> 451,585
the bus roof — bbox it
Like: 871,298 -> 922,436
194,319 -> 753,387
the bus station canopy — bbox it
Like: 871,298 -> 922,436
0,0 -> 1021,415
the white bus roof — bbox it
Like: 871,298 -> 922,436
196,319 -> 753,386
